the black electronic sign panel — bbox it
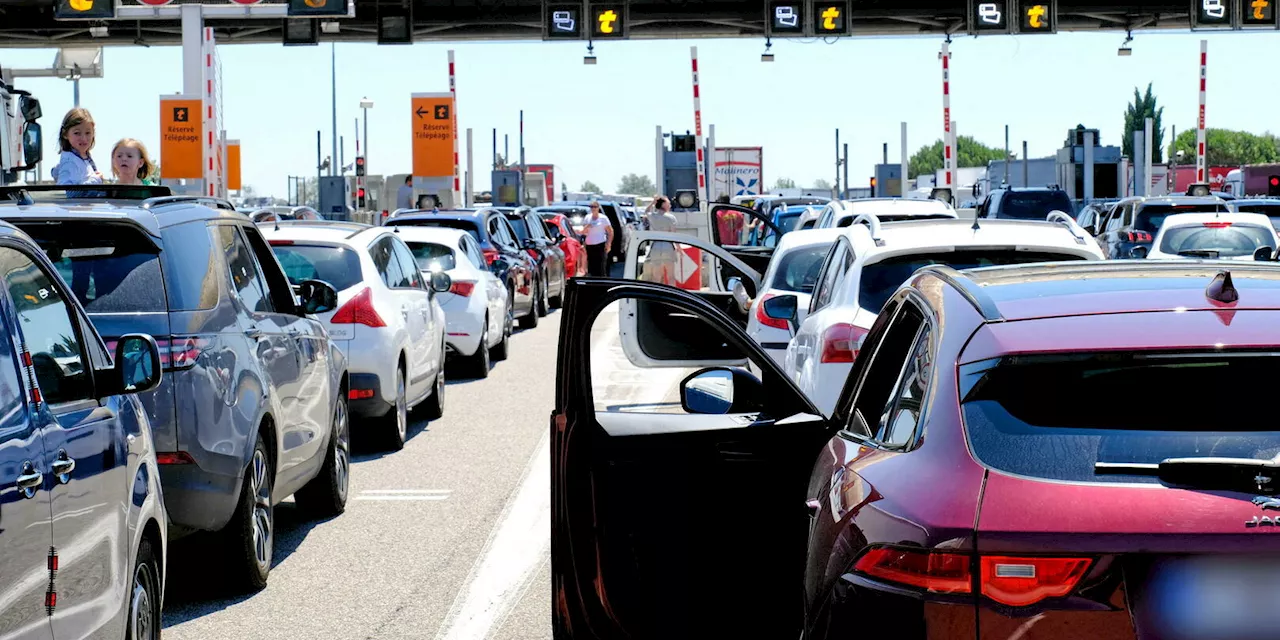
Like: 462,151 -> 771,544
1017,0 -> 1056,33
814,2 -> 851,36
969,0 -> 1012,33
1191,0 -> 1235,28
767,2 -> 807,36
590,3 -> 628,39
55,0 -> 115,20
287,0 -> 349,17
544,3 -> 582,39
1241,0 -> 1279,27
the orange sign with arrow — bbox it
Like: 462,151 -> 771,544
411,93 -> 456,179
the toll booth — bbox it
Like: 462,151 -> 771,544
318,176 -> 350,221
873,164 -> 903,197
491,169 -> 523,207
660,131 -> 698,202
1054,127 -> 1123,200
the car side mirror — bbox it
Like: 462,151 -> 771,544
430,271 -> 452,293
1256,246 -> 1276,262
679,367 -> 765,415
297,279 -> 338,314
98,333 -> 162,398
1130,246 -> 1149,259
762,293 -> 799,333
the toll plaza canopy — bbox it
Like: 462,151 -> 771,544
0,1 -> 1272,47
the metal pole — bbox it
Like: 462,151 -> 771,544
690,46 -> 708,206
1022,140 -> 1029,187
73,77 -> 80,107
363,107 -> 369,174
339,135 -> 344,176
900,122 -> 908,198
1197,40 -> 1208,183
941,41 -> 954,189
466,127 -> 474,207
519,110 -> 525,174
330,43 -> 337,177
1084,130 -> 1095,201
655,126 -> 665,197
492,128 -> 497,169
448,50 -> 460,206
1169,125 -> 1177,192
834,128 -> 841,197
843,143 -> 850,200
316,130 -> 322,186
504,134 -> 509,167
1145,117 -> 1154,196
708,124 -> 717,200
1004,125 -> 1010,186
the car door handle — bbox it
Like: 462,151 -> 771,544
401,306 -> 410,319
16,461 -> 42,498
51,450 -> 75,484
244,326 -> 263,340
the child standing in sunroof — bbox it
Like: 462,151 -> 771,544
52,107 -> 104,185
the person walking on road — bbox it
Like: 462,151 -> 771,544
583,201 -> 614,276
642,195 -> 680,286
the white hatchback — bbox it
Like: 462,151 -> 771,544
390,226 -> 512,378
262,221 -> 450,451
813,197 -> 957,229
1147,213 -> 1280,261
776,212 -> 1106,416
745,228 -> 840,366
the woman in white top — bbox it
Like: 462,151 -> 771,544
583,201 -> 614,276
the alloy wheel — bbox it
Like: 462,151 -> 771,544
334,396 -> 350,503
129,561 -> 156,640
250,449 -> 272,570
395,370 -> 408,442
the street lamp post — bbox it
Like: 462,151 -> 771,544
360,97 -> 373,173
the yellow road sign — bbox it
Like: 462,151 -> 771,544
159,96 -> 203,180
411,94 -> 456,179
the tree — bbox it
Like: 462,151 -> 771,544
617,173 -> 656,195
1123,83 -> 1165,163
772,177 -> 797,190
1173,128 -> 1280,166
908,136 -> 1008,178
812,178 -> 832,190
580,180 -> 602,193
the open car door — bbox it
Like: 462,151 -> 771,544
709,203 -> 783,274
619,231 -> 761,369
552,278 -> 833,640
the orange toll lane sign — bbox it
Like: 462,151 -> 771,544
160,96 -> 203,180
227,140 -> 242,192
411,93 -> 456,179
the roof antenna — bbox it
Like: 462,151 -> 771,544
1206,270 -> 1239,304
971,215 -> 981,231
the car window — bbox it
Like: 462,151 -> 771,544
390,218 -> 483,244
497,218 -> 521,248
390,238 -> 425,288
0,247 -> 91,405
241,225 -> 298,313
370,237 -> 410,288
811,240 -> 852,312
215,225 -> 273,314
846,301 -> 926,438
525,214 -> 548,240
270,243 -> 364,291
878,326 -> 932,448
406,241 -> 458,272
858,250 -> 1088,313
0,310 -> 24,428
994,191 -> 1073,220
770,244 -> 830,294
160,221 -> 221,311
1135,204 -> 1227,235
506,215 -> 531,242
15,221 -> 166,314
1158,223 -> 1276,257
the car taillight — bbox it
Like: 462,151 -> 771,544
330,288 -> 386,328
449,280 -> 476,297
820,323 -> 868,364
482,247 -> 500,265
156,452 -> 196,465
754,294 -> 790,330
1202,221 -> 1232,229
853,547 -> 1093,607
268,240 -> 294,246
1123,230 -> 1153,243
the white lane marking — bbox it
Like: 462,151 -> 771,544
434,430 -> 550,640
356,489 -> 453,501
355,495 -> 451,501
362,489 -> 453,494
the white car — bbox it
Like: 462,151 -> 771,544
389,226 -> 512,378
813,197 -> 957,229
777,212 -> 1106,416
262,220 -> 449,451
1147,212 -> 1280,261
745,228 -> 840,366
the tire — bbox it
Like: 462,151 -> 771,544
519,280 -> 540,329
295,392 -> 350,518
535,272 -> 550,317
383,365 -> 408,451
423,351 -> 445,421
491,299 -> 511,362
222,433 -> 273,592
125,538 -> 161,640
464,317 -> 491,378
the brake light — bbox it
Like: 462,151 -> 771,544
820,323 -> 868,364
1202,221 -> 1233,229
156,452 -> 196,465
755,294 -> 789,330
482,247 -> 500,265
853,547 -> 1094,607
268,240 -> 294,246
449,280 -> 476,297
348,388 -> 375,400
1123,230 -> 1153,243
330,288 -> 386,328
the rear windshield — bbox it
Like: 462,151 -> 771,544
776,212 -> 803,233
770,245 -> 829,294
391,218 -> 482,243
506,216 -> 530,242
961,353 -> 1280,485
1135,204 -> 1226,234
405,241 -> 457,272
1158,223 -> 1276,258
269,244 -> 363,291
19,222 -> 166,313
995,191 -> 1074,220
859,250 -> 1087,312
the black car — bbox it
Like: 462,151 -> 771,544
1093,195 -> 1230,259
386,209 -> 541,328
1231,198 -> 1280,230
498,207 -> 567,310
559,200 -> 629,264
977,187 -> 1074,220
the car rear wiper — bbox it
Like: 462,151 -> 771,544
1177,249 -> 1221,258
1096,456 -> 1280,493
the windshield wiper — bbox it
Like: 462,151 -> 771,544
1177,249 -> 1221,258
1096,456 -> 1280,493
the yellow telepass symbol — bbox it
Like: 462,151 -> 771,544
69,0 -> 93,10
598,9 -> 618,34
1026,4 -> 1047,28
1254,0 -> 1270,20
304,0 -> 325,7
821,6 -> 841,30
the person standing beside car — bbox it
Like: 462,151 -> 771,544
583,201 -> 614,276
642,196 -> 680,286
396,176 -> 415,211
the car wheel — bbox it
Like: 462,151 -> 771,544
295,392 -> 350,518
536,272 -> 550,317
223,433 -> 273,592
423,351 -> 445,421
383,366 -> 408,451
465,317 -> 491,379
491,300 -> 511,361
125,538 -> 161,640
519,280 -> 540,329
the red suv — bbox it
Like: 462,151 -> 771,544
553,261 -> 1280,639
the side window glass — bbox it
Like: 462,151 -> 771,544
810,241 -> 848,312
0,247 -> 91,404
390,238 -> 423,288
526,215 -> 546,240
878,327 -> 932,447
216,226 -> 272,314
241,225 -> 297,313
463,237 -> 484,269
370,238 -> 408,288
848,301 -> 926,438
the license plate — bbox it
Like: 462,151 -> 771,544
1134,556 -> 1280,640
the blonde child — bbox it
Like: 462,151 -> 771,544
111,138 -> 156,186
52,108 -> 104,185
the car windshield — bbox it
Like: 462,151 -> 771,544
406,241 -> 457,272
996,191 -> 1074,220
770,245 -> 830,294
269,244 -> 364,291
776,211 -> 803,233
1158,223 -> 1276,257
960,353 -> 1280,485
858,250 -> 1088,312
1135,204 -> 1225,234
19,222 -> 166,313
392,218 -> 483,243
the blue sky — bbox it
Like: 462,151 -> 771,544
2,29 -> 1275,198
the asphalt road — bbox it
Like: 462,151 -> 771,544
163,310 -> 560,640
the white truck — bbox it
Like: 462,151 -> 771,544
0,77 -> 44,186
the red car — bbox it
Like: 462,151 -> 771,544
553,261 -> 1280,639
539,210 -> 587,277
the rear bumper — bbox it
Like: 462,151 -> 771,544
442,301 -> 486,357
348,372 -> 393,420
158,462 -> 243,533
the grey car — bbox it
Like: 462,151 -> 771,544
0,185 -> 352,592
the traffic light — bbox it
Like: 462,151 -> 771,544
870,177 -> 876,197
357,187 -> 366,208
355,156 -> 366,177
1269,175 -> 1280,197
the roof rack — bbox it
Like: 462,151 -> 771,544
141,195 -> 236,212
917,265 -> 1003,322
851,213 -> 885,246
1,184 -> 174,204
1045,211 -> 1091,246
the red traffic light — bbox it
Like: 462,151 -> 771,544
357,188 -> 366,197
1270,177 -> 1279,187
